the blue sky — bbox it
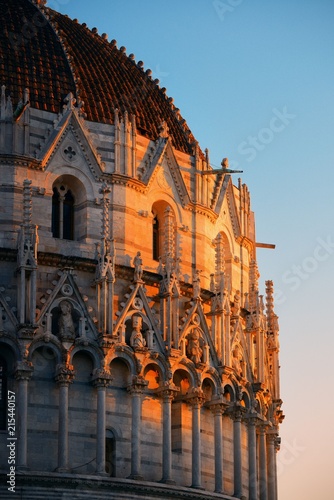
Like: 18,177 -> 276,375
54,1 -> 334,497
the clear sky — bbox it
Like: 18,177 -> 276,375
53,1 -> 334,498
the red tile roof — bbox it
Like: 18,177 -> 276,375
0,0 -> 198,154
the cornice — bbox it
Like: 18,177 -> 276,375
37,251 -> 97,272
5,471 -> 236,499
237,235 -> 255,254
0,248 -> 17,262
0,154 -> 41,169
184,202 -> 219,222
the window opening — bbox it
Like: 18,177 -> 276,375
105,434 -> 116,476
153,214 -> 160,261
52,186 -> 75,240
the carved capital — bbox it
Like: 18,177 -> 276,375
91,368 -> 112,388
228,402 -> 247,422
206,395 -> 229,415
257,422 -> 270,435
55,364 -> 75,386
274,435 -> 281,451
245,408 -> 262,427
127,375 -> 148,395
266,432 -> 278,445
14,361 -> 34,381
186,387 -> 206,407
157,381 -> 179,401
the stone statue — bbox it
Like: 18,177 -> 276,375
130,315 -> 146,349
165,252 -> 174,280
58,300 -> 75,339
231,290 -> 241,316
193,270 -> 201,299
187,328 -> 203,364
133,251 -> 143,281
232,344 -> 243,377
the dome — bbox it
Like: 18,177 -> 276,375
0,0 -> 196,153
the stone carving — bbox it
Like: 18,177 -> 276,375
232,344 -> 243,377
58,300 -> 75,340
231,290 -> 241,316
133,252 -> 143,281
186,328 -> 203,364
193,270 -> 201,299
130,315 -> 146,349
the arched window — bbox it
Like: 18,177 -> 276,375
152,214 -> 160,261
105,429 -> 116,476
63,189 -> 74,240
52,186 -> 74,240
0,356 -> 7,430
152,201 -> 176,262
52,187 -> 60,238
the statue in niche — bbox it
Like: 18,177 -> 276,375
58,300 -> 75,340
186,328 -> 203,364
232,344 -> 243,377
231,290 -> 241,316
130,315 -> 146,349
133,252 -> 143,281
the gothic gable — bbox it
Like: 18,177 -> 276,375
179,299 -> 219,368
36,268 -> 98,344
230,316 -> 254,382
114,281 -> 165,353
141,136 -> 191,207
38,93 -> 105,178
214,174 -> 242,239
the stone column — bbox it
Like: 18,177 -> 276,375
55,364 -> 74,472
127,377 -> 148,480
188,389 -> 205,489
15,362 -> 33,471
267,432 -> 278,500
158,383 -> 179,484
247,412 -> 258,500
274,436 -> 281,500
92,369 -> 112,475
232,406 -> 245,499
208,397 -> 228,494
59,194 -> 64,239
258,424 -> 268,500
